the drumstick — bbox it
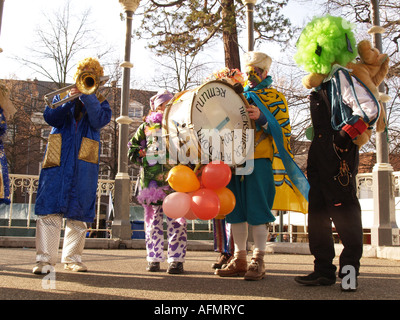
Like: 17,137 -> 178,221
233,83 -> 258,126
232,83 -> 254,109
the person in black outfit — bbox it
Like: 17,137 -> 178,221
293,16 -> 382,292
297,82 -> 364,289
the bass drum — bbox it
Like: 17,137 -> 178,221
162,80 -> 254,166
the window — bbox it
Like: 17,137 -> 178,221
128,102 -> 144,119
4,124 -> 16,144
98,168 -> 111,180
100,132 -> 112,157
40,128 -> 51,152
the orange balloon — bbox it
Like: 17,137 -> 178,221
214,187 -> 236,216
214,214 -> 226,220
166,165 -> 200,192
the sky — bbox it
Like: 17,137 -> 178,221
0,0 -> 321,89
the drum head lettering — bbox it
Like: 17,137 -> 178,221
164,80 -> 254,166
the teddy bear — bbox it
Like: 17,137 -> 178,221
346,39 -> 389,142
347,40 -> 389,99
301,39 -> 390,146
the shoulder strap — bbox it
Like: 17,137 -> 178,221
330,68 -> 364,130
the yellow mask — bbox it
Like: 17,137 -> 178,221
245,66 -> 263,88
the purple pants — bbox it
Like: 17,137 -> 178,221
144,205 -> 187,263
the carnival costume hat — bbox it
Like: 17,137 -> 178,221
150,90 -> 174,111
294,15 -> 357,76
244,51 -> 272,73
73,57 -> 104,80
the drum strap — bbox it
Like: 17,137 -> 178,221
254,131 -> 268,148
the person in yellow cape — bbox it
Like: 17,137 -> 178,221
248,72 -> 309,215
215,52 -> 309,281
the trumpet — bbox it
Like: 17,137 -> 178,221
44,72 -> 109,108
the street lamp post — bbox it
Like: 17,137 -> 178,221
370,0 -> 399,246
112,0 -> 141,241
242,0 -> 257,52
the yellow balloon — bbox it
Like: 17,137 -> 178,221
166,165 -> 200,192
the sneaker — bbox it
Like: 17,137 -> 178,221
215,258 -> 247,277
146,262 -> 161,272
32,262 -> 53,275
167,262 -> 184,274
64,262 -> 88,272
212,253 -> 233,269
244,258 -> 265,281
294,272 -> 336,286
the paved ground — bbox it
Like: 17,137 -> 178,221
1,247 -> 400,302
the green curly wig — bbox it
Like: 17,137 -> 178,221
294,15 -> 357,74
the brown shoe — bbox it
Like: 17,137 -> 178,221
215,258 -> 247,277
212,253 -> 233,269
244,257 -> 265,281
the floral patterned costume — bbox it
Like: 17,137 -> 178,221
128,111 -> 187,264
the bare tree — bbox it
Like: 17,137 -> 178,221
150,51 -> 217,92
14,0 -> 112,87
1,78 -> 49,175
133,0 -> 293,70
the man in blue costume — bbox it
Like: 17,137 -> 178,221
215,52 -> 309,281
33,57 -> 112,274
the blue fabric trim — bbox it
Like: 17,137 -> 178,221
244,76 -> 273,92
245,91 -> 310,202
330,67 -> 380,131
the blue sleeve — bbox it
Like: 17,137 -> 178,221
43,95 -> 74,128
80,94 -> 112,129
0,108 -> 7,137
255,111 -> 267,126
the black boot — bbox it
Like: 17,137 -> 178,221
295,271 -> 336,286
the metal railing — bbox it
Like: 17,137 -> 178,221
1,171 -> 399,241
0,175 -> 118,236
0,174 -> 213,239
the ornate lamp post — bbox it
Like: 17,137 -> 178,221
242,0 -> 257,51
370,0 -> 399,246
112,0 -> 141,241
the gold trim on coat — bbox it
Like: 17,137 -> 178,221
78,137 -> 99,164
43,133 -> 62,168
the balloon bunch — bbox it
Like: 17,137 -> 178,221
163,161 -> 236,221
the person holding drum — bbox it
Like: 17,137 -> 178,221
216,52 -> 309,281
128,90 -> 188,274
